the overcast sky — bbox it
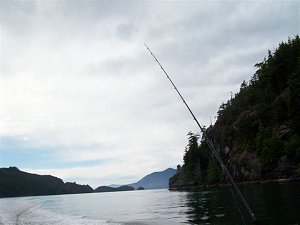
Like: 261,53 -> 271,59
0,0 -> 299,188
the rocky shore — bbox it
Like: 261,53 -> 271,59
169,176 -> 300,191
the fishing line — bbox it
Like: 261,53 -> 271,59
145,43 -> 260,225
225,173 -> 247,225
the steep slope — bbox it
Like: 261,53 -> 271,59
170,36 -> 300,189
128,168 -> 176,189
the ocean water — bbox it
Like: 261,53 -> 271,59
0,183 -> 299,225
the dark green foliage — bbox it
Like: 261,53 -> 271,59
284,134 -> 300,158
261,137 -> 284,171
170,36 -> 300,188
255,127 -> 272,155
206,160 -> 220,183
181,132 -> 216,184
287,58 -> 300,132
183,132 -> 200,167
198,141 -> 209,170
0,167 -> 93,198
215,36 -> 300,175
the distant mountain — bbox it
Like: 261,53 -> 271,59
0,167 -> 93,198
127,168 -> 176,189
95,185 -> 134,192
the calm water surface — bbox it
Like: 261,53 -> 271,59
0,183 -> 299,225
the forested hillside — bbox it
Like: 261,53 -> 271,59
170,36 -> 300,189
0,167 -> 93,197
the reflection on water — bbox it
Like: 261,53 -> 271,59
0,183 -> 299,225
245,182 -> 300,225
182,182 -> 300,225
184,189 -> 249,225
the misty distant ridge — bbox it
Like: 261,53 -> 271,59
127,168 -> 176,189
0,167 -> 176,197
106,168 -> 176,190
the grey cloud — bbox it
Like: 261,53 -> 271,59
115,22 -> 138,41
144,1 -> 299,93
1,0 -> 299,185
0,0 -> 37,34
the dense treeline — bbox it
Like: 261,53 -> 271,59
0,167 -> 93,197
170,36 -> 300,189
94,185 -> 134,192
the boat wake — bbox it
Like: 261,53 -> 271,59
0,199 -> 120,225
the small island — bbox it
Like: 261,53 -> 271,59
94,185 -> 134,192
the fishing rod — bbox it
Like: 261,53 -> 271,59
145,43 -> 260,225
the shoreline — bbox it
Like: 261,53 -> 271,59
169,177 -> 300,191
